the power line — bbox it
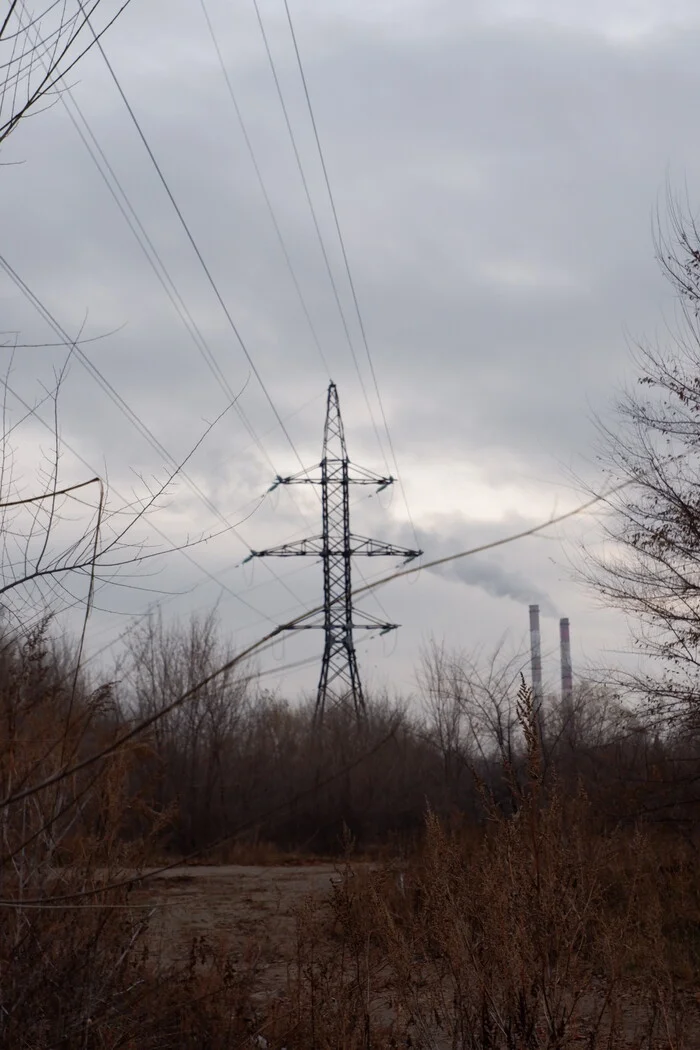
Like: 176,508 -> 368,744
197,0 -> 330,377
70,2 -> 373,620
13,0 -> 312,612
76,4 -> 393,625
249,0 -> 391,476
0,375 -> 274,623
29,7 -> 326,635
244,0 -> 414,628
281,0 -> 420,550
0,255 -> 302,601
14,0 -> 324,516
245,1 -> 398,624
76,1 -> 312,482
10,2 -> 396,636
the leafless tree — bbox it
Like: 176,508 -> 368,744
123,609 -> 253,852
585,194 -> 700,732
0,0 -> 132,148
420,638 -> 527,766
0,360 -> 236,652
419,637 -> 533,819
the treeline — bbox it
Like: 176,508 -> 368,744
122,615 -> 700,855
6,611 -> 699,864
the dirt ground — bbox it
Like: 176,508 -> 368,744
133,863 -> 700,1048
135,863 -> 343,986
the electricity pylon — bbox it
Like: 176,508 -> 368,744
249,382 -> 422,724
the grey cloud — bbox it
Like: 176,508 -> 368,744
5,12 -> 696,471
2,0 -> 694,686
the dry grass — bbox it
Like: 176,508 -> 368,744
3,633 -> 700,1048
255,683 -> 700,1049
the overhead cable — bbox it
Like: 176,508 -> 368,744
282,0 -> 420,548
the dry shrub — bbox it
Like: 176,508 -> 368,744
270,884 -> 389,1050
0,623 -> 263,1049
275,681 -> 700,1050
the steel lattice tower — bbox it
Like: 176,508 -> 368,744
250,382 -> 422,724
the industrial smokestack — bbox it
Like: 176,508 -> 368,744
529,604 -> 542,704
560,617 -> 572,708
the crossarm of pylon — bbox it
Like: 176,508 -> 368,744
267,466 -> 394,489
348,535 -> 423,560
268,469 -> 321,489
346,464 -> 395,487
251,535 -> 324,557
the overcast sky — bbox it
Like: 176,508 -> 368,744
2,0 -> 699,702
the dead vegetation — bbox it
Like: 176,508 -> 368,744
259,682 -> 700,1049
4,618 -> 700,1048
